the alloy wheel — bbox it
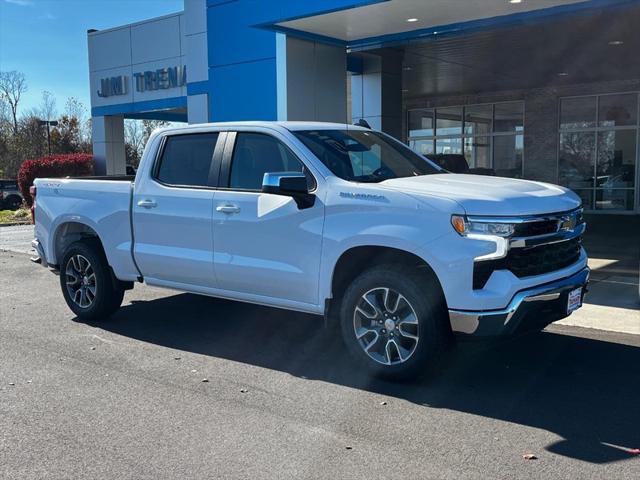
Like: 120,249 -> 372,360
353,287 -> 419,365
65,254 -> 97,308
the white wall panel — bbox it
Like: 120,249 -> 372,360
88,28 -> 131,72
131,15 -> 182,64
184,0 -> 207,35
185,32 -> 208,82
188,94 -> 209,123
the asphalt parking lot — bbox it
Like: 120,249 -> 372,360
1,227 -> 639,479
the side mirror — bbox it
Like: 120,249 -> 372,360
262,172 -> 315,209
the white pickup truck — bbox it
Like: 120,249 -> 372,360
32,122 -> 589,378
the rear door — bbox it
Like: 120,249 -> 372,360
133,131 -> 224,288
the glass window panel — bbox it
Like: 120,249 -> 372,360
560,96 -> 597,129
464,104 -> 492,135
493,134 -> 523,178
464,136 -> 491,169
596,129 -> 636,188
156,133 -> 218,187
408,109 -> 434,137
410,139 -> 435,156
435,137 -> 462,155
230,133 -> 304,190
436,106 -> 463,136
559,132 -> 596,189
595,189 -> 635,210
494,102 -> 524,133
598,93 -> 638,127
572,189 -> 594,210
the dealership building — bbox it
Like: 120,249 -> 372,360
88,0 -> 640,214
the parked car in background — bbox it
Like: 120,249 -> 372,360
0,179 -> 24,210
31,122 -> 589,379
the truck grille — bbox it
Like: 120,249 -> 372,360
473,237 -> 583,289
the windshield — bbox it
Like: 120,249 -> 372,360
293,129 -> 441,182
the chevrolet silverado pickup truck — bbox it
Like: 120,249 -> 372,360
31,122 -> 589,378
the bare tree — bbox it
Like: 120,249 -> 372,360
125,119 -> 170,167
39,90 -> 57,121
65,97 -> 89,143
0,70 -> 27,134
124,119 -> 145,165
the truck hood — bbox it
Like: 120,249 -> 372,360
380,174 -> 581,216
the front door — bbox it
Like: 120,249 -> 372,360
212,131 -> 324,306
133,131 -> 222,288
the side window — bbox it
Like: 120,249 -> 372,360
156,133 -> 219,187
229,133 -> 312,190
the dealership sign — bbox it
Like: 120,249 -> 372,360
97,66 -> 187,98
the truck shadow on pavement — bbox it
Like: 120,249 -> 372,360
96,292 -> 640,465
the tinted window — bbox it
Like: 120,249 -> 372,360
229,133 -> 307,190
294,130 -> 440,182
156,133 -> 218,187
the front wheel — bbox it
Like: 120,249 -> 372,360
339,265 -> 449,380
59,240 -> 124,321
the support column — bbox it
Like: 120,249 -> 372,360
188,94 -> 209,124
92,115 -> 126,175
276,34 -> 348,123
351,51 -> 403,139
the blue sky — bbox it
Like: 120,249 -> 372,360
0,0 -> 183,117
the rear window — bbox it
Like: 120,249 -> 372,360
156,133 -> 219,187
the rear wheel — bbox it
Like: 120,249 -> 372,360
339,265 -> 449,380
59,240 -> 124,321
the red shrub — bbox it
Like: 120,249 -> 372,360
18,153 -> 94,206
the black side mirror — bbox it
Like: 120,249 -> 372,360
262,172 -> 315,209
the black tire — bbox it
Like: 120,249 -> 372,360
339,264 -> 449,380
59,239 -> 124,321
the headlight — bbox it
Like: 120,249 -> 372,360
451,215 -> 515,237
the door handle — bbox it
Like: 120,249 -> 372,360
216,204 -> 240,214
137,199 -> 157,209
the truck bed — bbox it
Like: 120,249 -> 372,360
33,176 -> 138,281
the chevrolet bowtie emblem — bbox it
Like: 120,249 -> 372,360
559,214 -> 576,231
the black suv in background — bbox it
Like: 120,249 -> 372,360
0,180 -> 24,210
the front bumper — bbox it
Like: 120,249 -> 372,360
449,267 -> 590,336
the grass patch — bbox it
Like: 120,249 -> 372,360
0,209 -> 31,225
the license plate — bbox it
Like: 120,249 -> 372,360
567,287 -> 583,314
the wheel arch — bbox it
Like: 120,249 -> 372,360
52,221 -> 105,268
328,245 -> 447,311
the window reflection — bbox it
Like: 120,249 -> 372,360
560,97 -> 597,129
410,139 -> 435,156
408,109 -> 434,137
408,101 -> 524,178
559,132 -> 596,189
598,94 -> 638,127
464,136 -> 491,169
436,106 -> 463,136
435,137 -> 462,155
494,134 -> 523,178
494,102 -> 524,133
464,105 -> 492,136
559,93 -> 638,211
596,130 -> 636,188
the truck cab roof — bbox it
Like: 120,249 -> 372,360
153,121 -> 370,136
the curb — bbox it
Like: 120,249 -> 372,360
0,222 -> 31,227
